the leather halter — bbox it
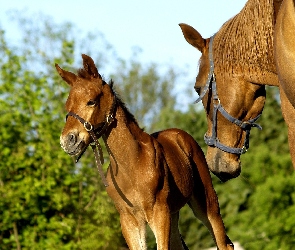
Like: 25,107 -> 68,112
66,96 -> 117,187
194,35 -> 262,155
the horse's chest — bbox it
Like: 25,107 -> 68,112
106,164 -> 166,211
107,182 -> 161,217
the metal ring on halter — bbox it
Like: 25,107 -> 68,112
84,121 -> 93,131
106,114 -> 114,124
213,97 -> 221,106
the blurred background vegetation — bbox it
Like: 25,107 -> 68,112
1,12 -> 295,250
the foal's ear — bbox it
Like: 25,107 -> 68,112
81,54 -> 102,79
179,23 -> 206,53
55,64 -> 77,86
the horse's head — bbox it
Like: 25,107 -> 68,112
56,54 -> 115,157
180,23 -> 265,181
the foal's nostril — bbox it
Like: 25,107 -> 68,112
67,133 -> 77,146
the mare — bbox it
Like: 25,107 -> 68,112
56,54 -> 234,250
178,0 -> 295,182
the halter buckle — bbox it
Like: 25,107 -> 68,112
213,97 -> 221,106
241,146 -> 247,154
84,121 -> 93,131
106,114 -> 114,124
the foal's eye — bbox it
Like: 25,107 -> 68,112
87,100 -> 96,107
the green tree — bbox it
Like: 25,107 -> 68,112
0,13 -> 124,249
237,172 -> 295,249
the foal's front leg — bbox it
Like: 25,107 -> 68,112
120,212 -> 147,250
149,202 -> 171,250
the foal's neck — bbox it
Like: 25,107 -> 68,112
103,104 -> 147,166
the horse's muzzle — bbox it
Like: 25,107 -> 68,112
206,148 -> 241,182
60,133 -> 86,156
211,169 -> 241,182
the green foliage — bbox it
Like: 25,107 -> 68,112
238,172 -> 295,249
0,13 -> 124,249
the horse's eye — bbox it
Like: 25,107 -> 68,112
87,100 -> 96,107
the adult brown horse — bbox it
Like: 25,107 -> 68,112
56,54 -> 234,249
179,0 -> 295,182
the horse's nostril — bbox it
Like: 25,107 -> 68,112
68,133 -> 77,145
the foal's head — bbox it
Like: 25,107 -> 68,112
180,23 -> 266,181
56,54 -> 114,156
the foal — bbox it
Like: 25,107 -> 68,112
56,54 -> 234,250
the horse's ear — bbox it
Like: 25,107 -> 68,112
179,23 -> 206,53
81,54 -> 102,79
55,64 -> 77,86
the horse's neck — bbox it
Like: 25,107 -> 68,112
103,105 -> 146,168
215,0 -> 276,74
220,0 -> 274,49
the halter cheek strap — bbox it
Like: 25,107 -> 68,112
195,34 -> 262,155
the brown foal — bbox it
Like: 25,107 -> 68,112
56,54 -> 233,250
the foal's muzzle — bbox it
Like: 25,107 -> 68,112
60,132 -> 87,156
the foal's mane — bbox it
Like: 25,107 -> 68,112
108,80 -> 140,126
214,0 -> 275,74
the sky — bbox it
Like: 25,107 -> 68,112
0,0 -> 247,106
0,0 -> 247,70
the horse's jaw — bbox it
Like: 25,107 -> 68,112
206,148 -> 241,182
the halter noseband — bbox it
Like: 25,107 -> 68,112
66,96 -> 117,187
195,34 -> 262,155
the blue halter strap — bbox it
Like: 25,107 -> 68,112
195,34 -> 262,155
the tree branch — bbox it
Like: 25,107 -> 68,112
13,221 -> 21,250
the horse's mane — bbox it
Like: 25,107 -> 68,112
108,80 -> 140,127
214,0 -> 275,74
